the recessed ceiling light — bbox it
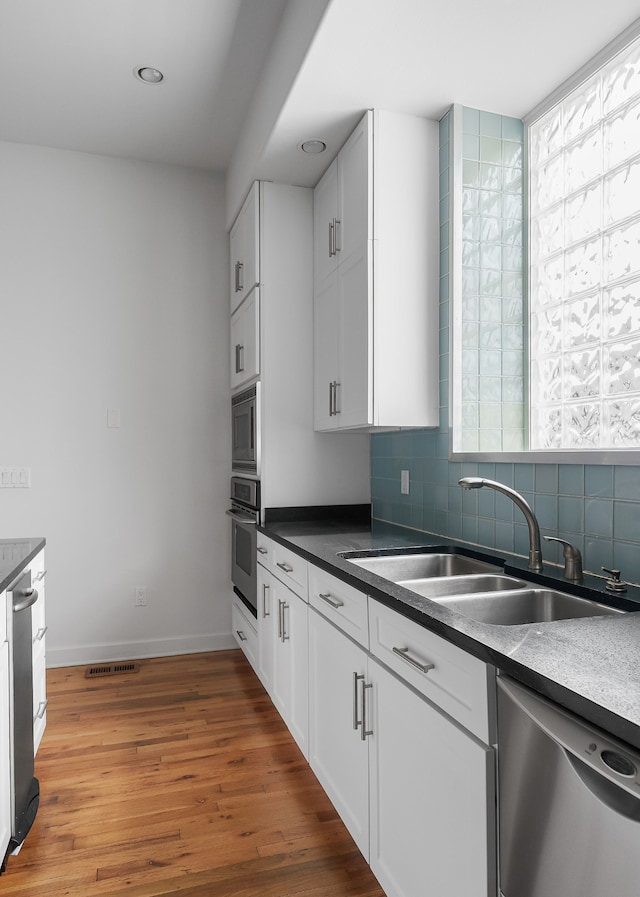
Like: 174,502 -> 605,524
298,139 -> 327,154
134,66 -> 164,84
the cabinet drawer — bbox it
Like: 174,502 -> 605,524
256,534 -> 272,569
232,595 -> 258,672
309,565 -> 368,648
270,543 -> 308,601
369,599 -> 494,742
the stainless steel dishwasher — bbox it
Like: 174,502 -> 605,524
497,675 -> 640,897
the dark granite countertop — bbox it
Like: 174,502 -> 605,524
260,518 -> 640,751
0,538 -> 46,593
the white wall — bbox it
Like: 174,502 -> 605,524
0,142 -> 233,666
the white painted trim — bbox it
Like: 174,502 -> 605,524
46,633 -> 237,668
525,16 -> 640,124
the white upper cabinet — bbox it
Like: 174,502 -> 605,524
313,110 -> 440,431
230,288 -> 259,391
229,182 -> 260,314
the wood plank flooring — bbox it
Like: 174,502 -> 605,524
1,650 -> 386,897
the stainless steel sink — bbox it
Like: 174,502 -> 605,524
397,574 -> 527,598
344,552 -> 501,581
432,588 -> 625,625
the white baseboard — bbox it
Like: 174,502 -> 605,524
46,632 -> 237,668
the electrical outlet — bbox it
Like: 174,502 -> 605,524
134,587 -> 147,607
400,469 -> 410,495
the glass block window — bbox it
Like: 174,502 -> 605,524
529,35 -> 640,449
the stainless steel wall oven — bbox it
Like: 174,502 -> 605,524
231,383 -> 259,474
227,476 -> 259,616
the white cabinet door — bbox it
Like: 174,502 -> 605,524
30,552 -> 47,755
368,657 -> 495,897
313,270 -> 339,430
257,564 -> 276,693
308,608 -> 369,859
0,638 -> 10,864
230,288 -> 259,391
337,114 -> 371,266
230,182 -> 260,313
313,158 -> 339,285
272,580 -> 308,758
337,243 -> 372,429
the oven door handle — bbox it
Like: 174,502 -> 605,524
226,509 -> 257,525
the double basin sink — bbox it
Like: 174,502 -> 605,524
340,549 -> 625,626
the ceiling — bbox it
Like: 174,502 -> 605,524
0,0 -> 288,171
1,0 -> 639,188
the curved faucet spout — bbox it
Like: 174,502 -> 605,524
458,477 -> 543,573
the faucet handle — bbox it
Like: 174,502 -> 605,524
544,536 -> 583,582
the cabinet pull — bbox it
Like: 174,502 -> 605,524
278,600 -> 290,642
360,679 -> 373,741
236,629 -> 248,642
234,260 -> 244,293
392,646 -> 435,675
329,381 -> 340,417
262,583 -> 270,618
276,561 -> 293,574
235,343 -> 245,374
34,626 -> 48,642
319,591 -> 344,609
34,570 -> 46,583
353,672 -> 364,731
257,546 -> 268,555
35,699 -> 48,721
334,218 -> 341,253
329,220 -> 335,258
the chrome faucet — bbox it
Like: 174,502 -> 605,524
458,477 -> 543,573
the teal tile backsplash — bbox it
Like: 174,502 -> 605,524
370,106 -> 640,586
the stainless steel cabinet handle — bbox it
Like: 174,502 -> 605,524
257,546 -> 268,555
319,591 -> 344,609
360,679 -> 373,741
329,220 -> 335,258
35,699 -> 48,721
392,646 -> 435,674
278,600 -> 290,642
353,672 -> 364,731
236,629 -> 247,642
234,260 -> 244,293
334,218 -> 341,253
34,626 -> 48,642
234,261 -> 240,292
262,583 -> 270,618
34,570 -> 46,583
276,561 -> 293,574
235,343 -> 245,374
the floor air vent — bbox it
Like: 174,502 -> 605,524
85,662 -> 140,678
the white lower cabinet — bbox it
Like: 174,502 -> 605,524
308,567 -> 496,897
257,558 -> 309,758
308,607 -> 369,858
232,593 -> 258,671
368,655 -> 495,897
0,610 -> 10,864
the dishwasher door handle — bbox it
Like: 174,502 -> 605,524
13,588 -> 39,613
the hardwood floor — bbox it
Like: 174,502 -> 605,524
2,650 -> 386,897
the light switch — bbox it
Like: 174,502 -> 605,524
107,408 -> 121,428
401,470 -> 410,495
0,467 -> 31,488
